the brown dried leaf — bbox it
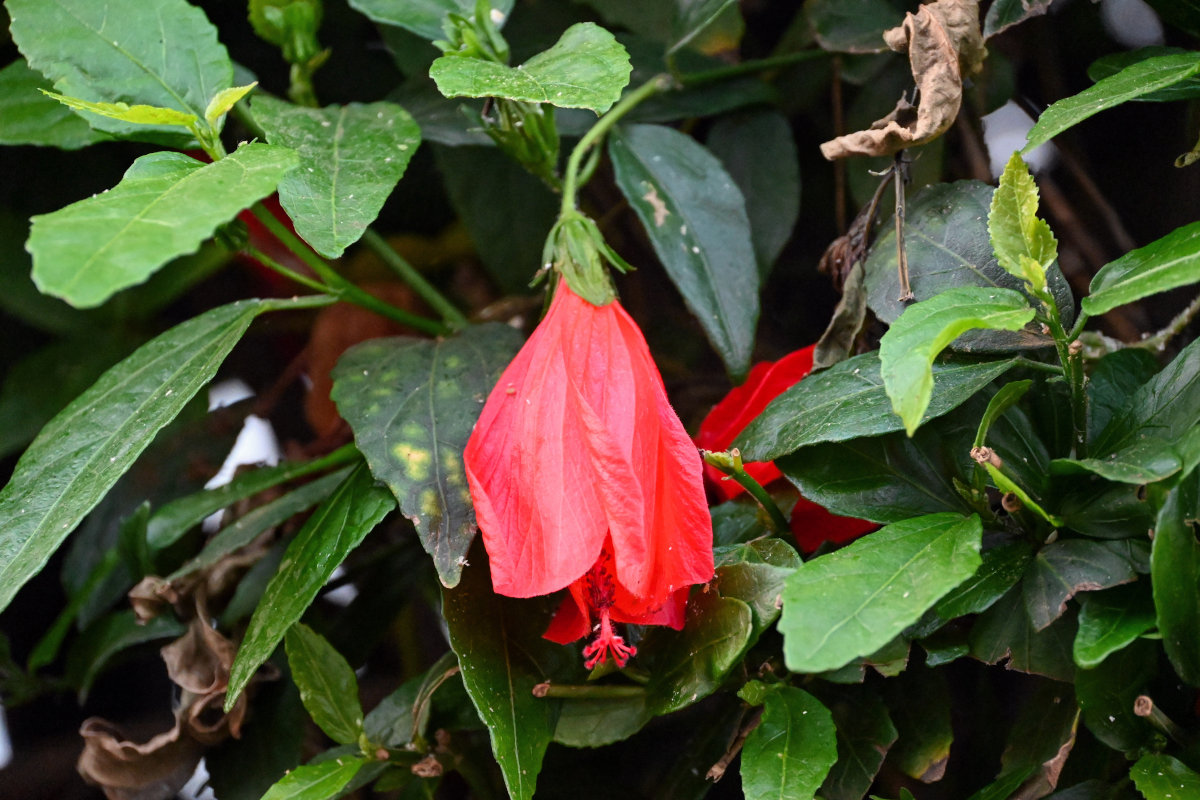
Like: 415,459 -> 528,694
77,718 -> 204,800
128,576 -> 179,624
820,0 -> 984,159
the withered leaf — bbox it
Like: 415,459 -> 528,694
821,0 -> 985,159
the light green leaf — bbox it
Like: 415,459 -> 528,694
259,756 -> 369,800
430,23 -> 631,113
781,513 -> 982,673
739,685 -> 838,800
1083,220 -> 1200,315
1073,584 -> 1156,668
29,144 -> 298,308
0,296 -> 330,616
1050,438 -> 1183,484
226,464 -> 396,708
286,623 -> 365,746
331,325 -> 523,588
879,287 -> 1035,435
7,0 -> 232,142
252,96 -> 421,258
736,351 -> 1017,462
0,59 -> 106,149
609,123 -> 759,379
973,380 -> 1032,448
40,91 -> 199,130
1131,753 -> 1200,799
348,0 -> 515,42
205,81 -> 257,128
1152,469 -> 1200,685
1024,52 -> 1200,152
988,152 -> 1055,293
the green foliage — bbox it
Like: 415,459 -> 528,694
739,683 -> 838,800
286,623 -> 365,745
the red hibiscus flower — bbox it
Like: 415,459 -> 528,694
464,283 -> 714,668
695,345 -> 875,552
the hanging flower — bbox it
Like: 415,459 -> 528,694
465,282 -> 714,668
695,345 -> 875,552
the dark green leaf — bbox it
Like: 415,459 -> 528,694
1050,438 -> 1183,484
609,123 -> 759,379
431,23 -> 630,113
1073,583 -> 1156,668
259,756 -> 369,800
1143,0 -> 1200,38
669,0 -> 738,54
148,446 -> 358,551
984,0 -> 1052,38
63,610 -> 185,699
864,181 -> 1073,351
710,497 -> 772,546
1087,348 -> 1161,440
879,286 -> 1035,435
936,538 -> 1034,619
286,623 -> 365,746
207,667 -> 306,800
1093,336 -> 1200,457
994,680 -> 1079,800
7,0 -> 232,142
574,0 -> 675,43
1083,221 -> 1200,316
553,692 -> 650,748
252,96 -> 421,258
1024,52 -> 1200,152
781,513 -> 982,673
1088,47 -> 1200,102
706,110 -> 800,276
818,687 -> 898,800
331,324 -> 523,588
969,588 -> 1076,682
740,684 -> 838,800
0,296 -> 329,615
29,145 -> 298,307
0,58 -> 106,148
442,552 -> 573,800
737,351 -> 1017,462
713,538 -> 801,638
226,464 -> 396,708
1152,469 -> 1200,685
1075,639 -> 1157,752
885,668 -> 953,783
1023,540 -> 1141,631
1058,478 -> 1156,540
806,0 -> 904,53
643,589 -> 753,715
348,0 -> 515,42
1130,753 -> 1200,799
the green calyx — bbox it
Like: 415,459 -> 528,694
541,211 -> 633,306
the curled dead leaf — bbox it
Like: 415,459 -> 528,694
77,718 -> 205,800
820,0 -> 985,159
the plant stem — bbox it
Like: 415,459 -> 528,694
679,49 -> 830,87
700,450 -> 793,537
249,204 -> 450,336
561,74 -> 672,215
1047,312 -> 1088,457
1012,356 -> 1065,375
246,246 -> 331,295
1134,290 -> 1200,352
361,229 -> 469,331
532,682 -> 645,699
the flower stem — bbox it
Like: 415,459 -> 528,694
360,228 -> 469,331
700,450 -> 793,537
561,74 -> 673,215
248,204 -> 450,336
531,682 -> 645,699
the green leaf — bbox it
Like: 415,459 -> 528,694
1151,469 -> 1200,685
780,513 -> 982,673
1023,52 -> 1200,153
1076,639 -> 1157,753
736,352 -> 1017,462
984,0 -> 1052,37
713,538 -> 801,638
817,688 -> 898,800
1093,336 -> 1200,457
0,296 -> 330,616
252,96 -> 421,258
969,587 -> 1076,682
1131,754 -> 1200,799
286,623 -> 365,746
7,0 -> 233,142
806,0 -> 904,53
1023,540 -> 1141,631
864,181 -> 1073,350
669,0 -> 738,54
1050,438 -> 1183,484
442,554 -> 573,800
1073,583 -> 1156,668
1088,47 -> 1200,102
40,91 -> 200,130
936,539 -> 1035,620
226,464 -> 396,708
0,59 -> 106,149
205,81 -> 257,128
64,610 -> 186,699
740,685 -> 838,800
994,681 -> 1079,800
879,287 -> 1036,435
609,123 -> 759,379
331,325 -> 523,588
1083,221 -> 1200,316
29,144 -> 298,307
348,0 -> 515,42
259,756 -> 369,800
642,589 -> 753,714
706,110 -> 800,276
1088,348 -> 1161,438
553,692 -> 650,748
974,380 -> 1033,448
431,22 -> 630,113
988,152 -> 1056,294
1058,479 -> 1156,540
884,668 -> 954,783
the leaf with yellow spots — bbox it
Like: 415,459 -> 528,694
332,323 -> 524,587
